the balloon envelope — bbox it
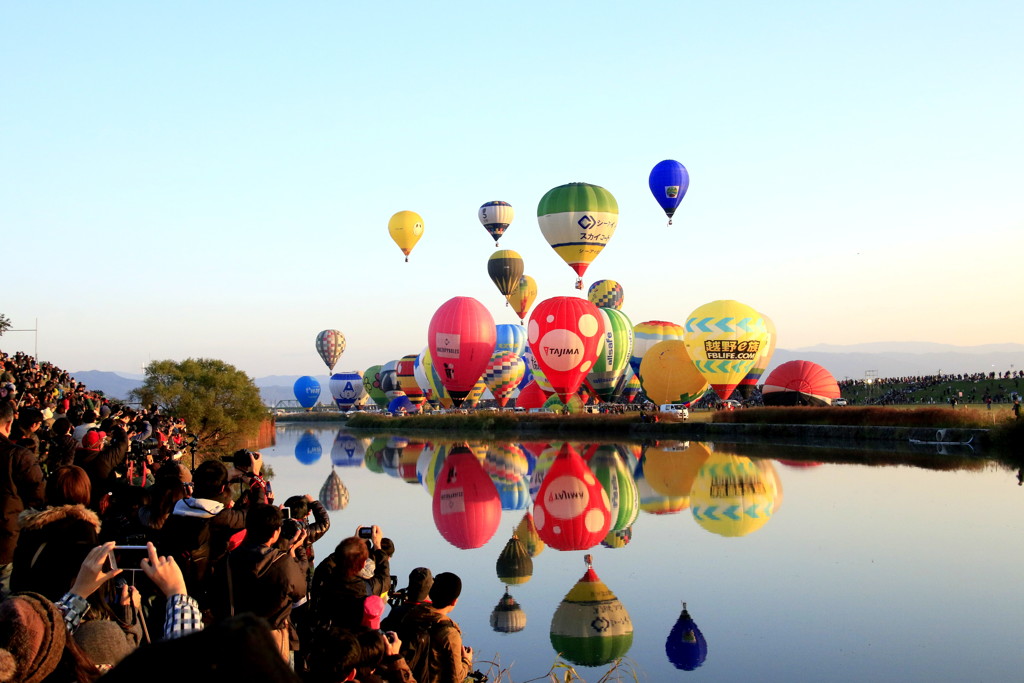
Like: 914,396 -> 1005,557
294,431 -> 323,465
587,308 -> 633,402
362,365 -> 388,409
527,297 -> 604,404
737,314 -> 777,400
648,159 -> 690,221
478,200 -> 514,245
638,340 -> 709,406
432,446 -> 502,549
482,352 -> 526,407
388,210 -> 424,260
316,330 -> 346,372
487,249 -> 525,299
587,279 -> 624,311
762,360 -> 840,406
537,182 -> 618,288
630,320 -> 685,377
684,300 -> 769,401
293,376 -> 321,409
666,604 -> 707,670
428,297 -> 496,404
329,372 -> 366,411
494,324 -> 527,358
318,470 -> 350,511
533,444 -> 611,551
550,563 -> 633,666
506,275 -> 538,321
690,453 -> 781,537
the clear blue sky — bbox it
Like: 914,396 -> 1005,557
3,1 -> 1021,378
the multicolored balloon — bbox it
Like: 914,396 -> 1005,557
478,200 -> 514,246
487,249 -> 525,300
397,354 -> 425,406
316,329 -> 346,372
329,371 -> 366,411
537,182 -> 618,289
638,340 -> 709,406
428,297 -> 496,406
420,349 -> 453,409
690,452 -> 780,537
683,300 -> 769,401
482,352 -> 526,407
293,376 -> 321,409
318,469 -> 350,511
506,274 -> 538,322
550,556 -> 633,666
388,210 -> 424,262
648,159 -> 690,225
586,308 -> 633,402
490,589 -> 527,633
737,314 -> 777,400
494,323 -> 527,357
380,360 -> 404,401
586,445 -> 639,532
527,297 -> 604,404
587,279 -> 624,310
362,364 -> 388,409
629,320 -> 685,377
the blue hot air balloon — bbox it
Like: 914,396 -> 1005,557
387,395 -> 417,415
293,376 -> 321,409
665,603 -> 707,670
294,431 -> 323,465
648,160 -> 689,224
495,324 -> 527,357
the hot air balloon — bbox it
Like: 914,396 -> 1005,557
397,354 -> 426,406
506,275 -> 538,322
428,297 -> 496,406
527,297 -> 604,404
522,345 -> 553,393
482,352 -> 526,408
419,349 -> 453,409
380,360 -> 405,401
495,534 -> 533,585
478,201 -> 514,246
318,469 -> 350,511
550,556 -> 633,667
388,210 -> 424,262
459,380 -> 487,410
490,589 -> 527,634
294,431 -> 323,466
533,444 -> 611,551
690,452 -> 781,537
642,441 -> 709,498
432,445 -> 502,549
684,300 -> 769,401
538,182 -> 619,289
362,365 -> 388,410
634,456 -> 689,515
293,376 -> 321,410
602,527 -> 632,549
364,437 -> 388,474
761,360 -> 841,406
387,395 -> 417,415
515,511 -> 545,557
416,442 -> 448,495
666,603 -> 707,671
586,308 -> 633,403
487,250 -> 525,301
629,320 -> 685,377
620,369 -> 642,403
494,324 -> 527,357
329,371 -> 366,411
316,330 -> 346,372
330,430 -> 367,467
587,279 -> 624,310
737,313 -> 777,400
648,159 -> 689,225
515,379 -> 550,411
586,445 -> 639,532
638,340 -> 709,406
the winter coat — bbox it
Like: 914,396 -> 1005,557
74,434 -> 129,507
398,604 -> 471,683
11,504 -> 101,600
215,542 -> 306,630
310,547 -> 391,632
0,433 -> 45,563
47,433 -> 79,469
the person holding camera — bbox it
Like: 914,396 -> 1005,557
310,526 -> 392,633
229,448 -> 272,507
73,425 -> 131,509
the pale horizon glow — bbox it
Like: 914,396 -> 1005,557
3,2 -> 1022,378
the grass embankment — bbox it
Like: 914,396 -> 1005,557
841,375 -> 1021,407
711,406 -> 1005,428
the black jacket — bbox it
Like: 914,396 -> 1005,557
310,546 -> 391,631
0,433 -> 45,563
216,542 -> 306,630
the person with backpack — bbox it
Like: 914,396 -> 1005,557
310,527 -> 392,633
395,572 -> 473,683
159,459 -> 267,606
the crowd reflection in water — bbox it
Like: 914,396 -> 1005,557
278,428 -> 791,672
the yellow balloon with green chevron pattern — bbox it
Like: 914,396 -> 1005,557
683,300 -> 769,401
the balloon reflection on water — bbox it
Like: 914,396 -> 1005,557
584,445 -> 639,532
666,603 -> 707,671
431,445 -> 501,550
689,450 -> 782,537
294,431 -> 323,466
330,429 -> 367,468
549,555 -> 633,667
533,444 -> 611,552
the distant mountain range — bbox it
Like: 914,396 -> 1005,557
74,342 -> 1024,403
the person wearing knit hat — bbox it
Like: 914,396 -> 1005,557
72,621 -> 130,674
0,592 -> 73,683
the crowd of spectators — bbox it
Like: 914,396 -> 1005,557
0,349 -> 475,682
838,370 -> 1023,406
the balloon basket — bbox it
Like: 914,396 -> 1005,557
574,278 -> 583,290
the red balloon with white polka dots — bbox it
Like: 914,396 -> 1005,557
527,297 -> 605,404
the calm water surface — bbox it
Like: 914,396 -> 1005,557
264,423 -> 1024,682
